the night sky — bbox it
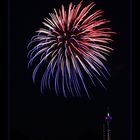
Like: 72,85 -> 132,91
9,0 -> 132,140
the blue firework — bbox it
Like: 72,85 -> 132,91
27,1 -> 115,98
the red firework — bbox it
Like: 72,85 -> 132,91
27,0 -> 115,98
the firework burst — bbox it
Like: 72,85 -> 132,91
27,0 -> 115,98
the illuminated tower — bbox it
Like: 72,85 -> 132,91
103,108 -> 112,140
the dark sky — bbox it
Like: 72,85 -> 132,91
9,0 -> 132,140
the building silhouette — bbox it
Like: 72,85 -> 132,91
103,108 -> 112,140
